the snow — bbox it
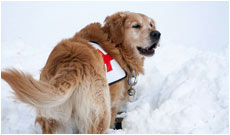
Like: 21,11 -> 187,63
109,42 -> 229,134
1,1 -> 229,134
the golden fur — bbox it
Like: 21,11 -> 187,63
1,11 -> 159,133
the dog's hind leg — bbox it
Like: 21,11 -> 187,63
72,76 -> 111,134
35,117 -> 59,134
88,98 -> 111,134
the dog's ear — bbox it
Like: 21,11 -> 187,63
103,12 -> 127,45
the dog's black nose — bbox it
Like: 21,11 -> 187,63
150,30 -> 161,40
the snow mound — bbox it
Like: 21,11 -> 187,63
108,42 -> 229,134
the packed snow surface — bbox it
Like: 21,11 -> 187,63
1,1 -> 229,134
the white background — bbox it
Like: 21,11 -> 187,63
2,1 -> 228,52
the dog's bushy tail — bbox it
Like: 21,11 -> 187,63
1,69 -> 74,108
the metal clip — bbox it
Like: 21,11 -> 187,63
128,70 -> 138,87
127,70 -> 138,102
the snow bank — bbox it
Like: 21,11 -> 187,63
108,41 -> 229,134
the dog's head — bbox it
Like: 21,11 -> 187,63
103,11 -> 161,57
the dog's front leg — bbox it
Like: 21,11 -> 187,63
110,106 -> 119,128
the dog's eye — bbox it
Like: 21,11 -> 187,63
132,24 -> 141,28
150,23 -> 153,27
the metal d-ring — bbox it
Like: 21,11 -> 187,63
128,70 -> 138,87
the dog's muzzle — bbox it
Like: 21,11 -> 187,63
136,30 -> 161,57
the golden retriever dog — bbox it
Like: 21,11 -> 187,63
1,11 -> 161,134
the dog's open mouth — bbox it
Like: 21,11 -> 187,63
136,43 -> 158,56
